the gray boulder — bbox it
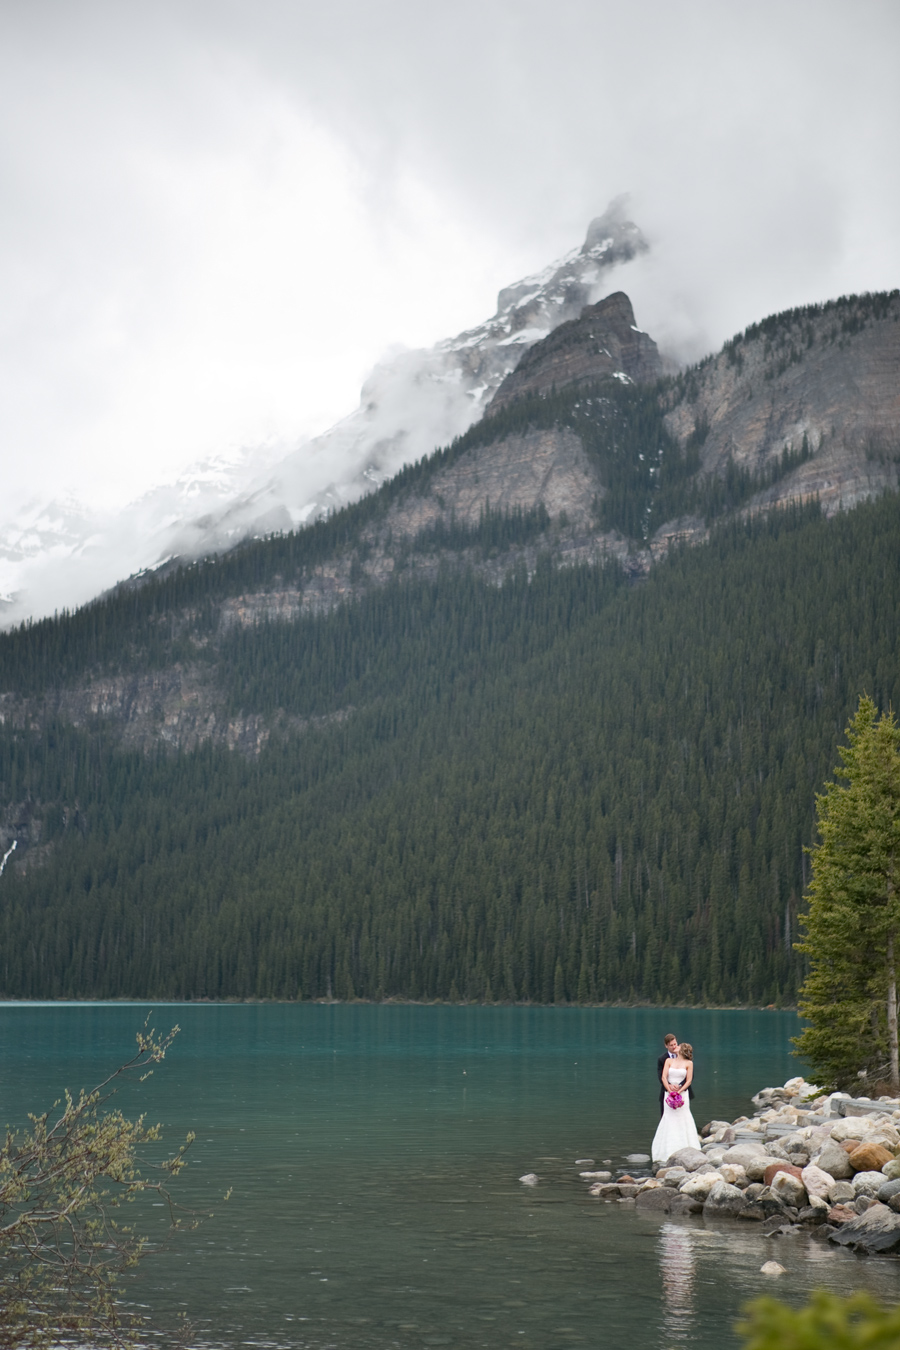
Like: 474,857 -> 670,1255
877,1178 -> 900,1204
745,1155 -> 782,1183
721,1144 -> 768,1169
853,1170 -> 888,1196
829,1201 -> 900,1253
827,1181 -> 856,1204
635,1187 -> 675,1213
703,1180 -> 748,1218
770,1171 -> 807,1208
668,1147 -> 709,1172
817,1142 -> 854,1180
755,1187 -> 790,1218
669,1192 -> 703,1215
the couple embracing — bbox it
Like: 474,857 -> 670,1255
651,1033 -> 701,1164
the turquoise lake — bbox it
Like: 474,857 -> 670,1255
2,1004 -> 897,1349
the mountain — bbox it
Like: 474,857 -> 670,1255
156,200 -> 651,556
0,280 -> 898,1006
0,200 -> 649,628
1,286 -> 897,751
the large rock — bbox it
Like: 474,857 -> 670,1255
635,1187 -> 676,1213
670,1192 -> 703,1216
852,1170 -> 887,1196
668,1147 -> 708,1172
721,1144 -> 768,1169
882,1158 -> 900,1180
657,1166 -> 687,1186
801,1164 -> 835,1201
816,1141 -> 854,1180
763,1162 -> 803,1188
878,1178 -> 900,1204
719,1163 -> 748,1186
848,1141 -> 894,1173
830,1117 -> 874,1143
745,1155 -> 781,1183
827,1181 -> 856,1204
829,1201 -> 900,1253
679,1171 -> 723,1201
703,1180 -> 749,1218
755,1187 -> 790,1218
770,1171 -> 807,1208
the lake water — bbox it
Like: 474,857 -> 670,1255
1,1003 -> 897,1349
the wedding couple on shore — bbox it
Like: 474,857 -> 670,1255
652,1032 -> 701,1164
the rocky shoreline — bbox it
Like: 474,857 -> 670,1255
548,1078 -> 900,1255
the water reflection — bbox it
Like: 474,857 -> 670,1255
658,1223 -> 695,1346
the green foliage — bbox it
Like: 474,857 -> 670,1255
0,1025 -> 192,1347
0,494 -> 898,1003
794,697 -> 900,1088
737,1290 -> 900,1350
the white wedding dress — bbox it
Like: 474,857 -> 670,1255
651,1065 -> 701,1164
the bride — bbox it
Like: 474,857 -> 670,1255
651,1042 -> 701,1164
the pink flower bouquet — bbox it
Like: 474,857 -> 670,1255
665,1091 -> 684,1109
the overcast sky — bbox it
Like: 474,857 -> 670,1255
2,0 -> 898,517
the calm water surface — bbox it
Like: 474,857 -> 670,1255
1,1004 -> 896,1349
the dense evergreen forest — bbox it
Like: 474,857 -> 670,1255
0,492 -> 898,1005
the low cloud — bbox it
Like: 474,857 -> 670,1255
1,0 -> 898,620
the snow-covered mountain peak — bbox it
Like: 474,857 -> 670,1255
0,203 -> 648,626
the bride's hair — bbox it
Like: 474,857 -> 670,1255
679,1043 -> 693,1060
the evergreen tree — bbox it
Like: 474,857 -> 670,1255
795,697 -> 900,1089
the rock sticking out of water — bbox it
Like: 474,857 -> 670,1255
760,1261 -> 786,1275
519,1173 -> 539,1187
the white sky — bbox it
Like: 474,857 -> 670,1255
1,0 -> 899,517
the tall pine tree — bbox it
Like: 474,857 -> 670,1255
795,697 -> 900,1089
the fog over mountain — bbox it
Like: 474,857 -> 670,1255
0,203 -> 649,624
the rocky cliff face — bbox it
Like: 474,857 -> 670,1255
488,292 -> 662,412
663,292 -> 900,520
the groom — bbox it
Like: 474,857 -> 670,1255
657,1033 -> 695,1115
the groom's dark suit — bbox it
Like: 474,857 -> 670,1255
658,1051 -> 695,1116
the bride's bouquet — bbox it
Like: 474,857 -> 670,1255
665,1090 -> 684,1109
